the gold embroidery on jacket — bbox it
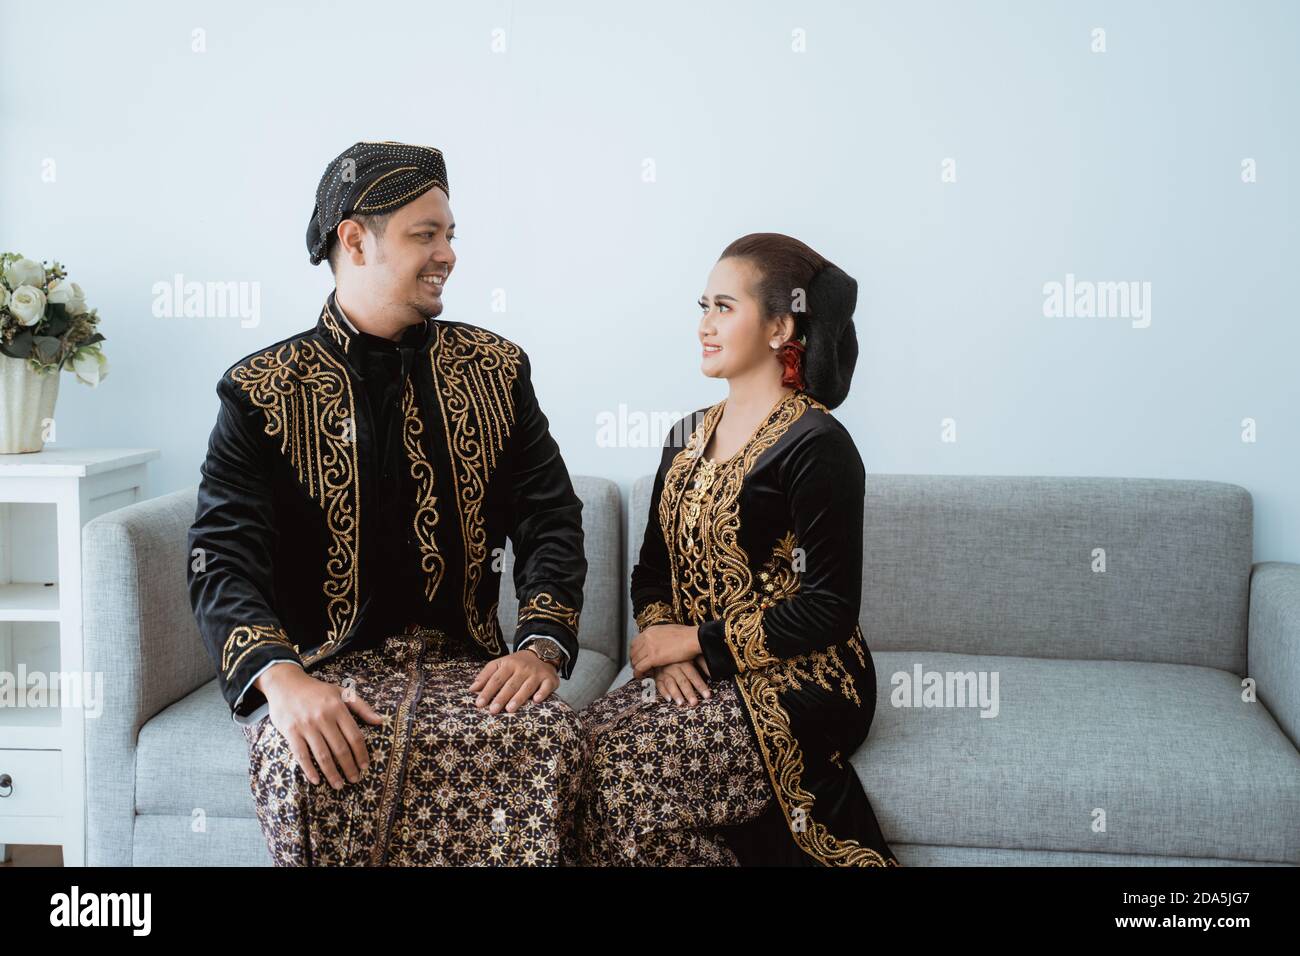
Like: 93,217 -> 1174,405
518,591 -> 580,633
230,339 -> 361,663
634,599 -> 676,631
430,324 -> 522,653
320,302 -> 350,353
401,377 -> 445,600
222,624 -> 296,678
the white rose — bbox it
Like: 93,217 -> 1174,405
8,285 -> 47,326
48,279 -> 88,315
0,284 -> 8,309
47,278 -> 74,303
72,348 -> 109,387
4,258 -> 45,289
67,282 -> 88,316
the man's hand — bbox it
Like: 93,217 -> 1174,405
630,623 -> 700,679
258,666 -> 385,790
654,657 -> 712,707
469,650 -> 560,714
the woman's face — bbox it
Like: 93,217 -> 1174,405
698,256 -> 786,381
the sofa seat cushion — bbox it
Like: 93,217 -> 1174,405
609,651 -> 1298,863
860,651 -> 1300,864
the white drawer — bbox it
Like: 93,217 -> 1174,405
0,748 -> 61,818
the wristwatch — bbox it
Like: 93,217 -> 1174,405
522,637 -> 565,671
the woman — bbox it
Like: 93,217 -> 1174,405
574,233 -> 899,866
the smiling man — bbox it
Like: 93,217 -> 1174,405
187,141 -> 589,865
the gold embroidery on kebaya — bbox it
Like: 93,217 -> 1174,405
634,599 -> 676,631
518,591 -> 580,633
653,390 -> 894,865
765,645 -> 861,705
222,624 -> 296,678
758,531 -> 801,608
734,672 -> 894,866
847,625 -> 868,667
402,377 -> 445,600
430,324 -> 522,653
658,394 -> 814,647
658,408 -> 715,624
732,531 -> 860,703
230,339 -> 361,663
320,302 -> 350,353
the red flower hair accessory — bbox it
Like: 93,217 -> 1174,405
776,336 -> 806,390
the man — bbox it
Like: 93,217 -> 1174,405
187,140 -> 588,865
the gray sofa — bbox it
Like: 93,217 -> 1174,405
84,473 -> 1299,866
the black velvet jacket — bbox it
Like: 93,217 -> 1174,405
631,389 -> 898,866
188,292 -> 585,723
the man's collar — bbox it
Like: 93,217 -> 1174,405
317,290 -> 436,368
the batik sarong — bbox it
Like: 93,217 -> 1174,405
574,675 -> 774,865
241,625 -> 586,866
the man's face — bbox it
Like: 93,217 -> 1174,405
350,186 -> 456,320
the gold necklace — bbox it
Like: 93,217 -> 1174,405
682,456 -> 718,536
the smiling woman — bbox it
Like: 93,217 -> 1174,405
573,234 -> 897,867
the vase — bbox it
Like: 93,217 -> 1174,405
0,356 -> 61,454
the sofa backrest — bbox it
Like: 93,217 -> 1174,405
628,473 -> 1253,672
498,475 -> 622,660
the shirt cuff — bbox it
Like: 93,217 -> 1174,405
231,658 -> 303,725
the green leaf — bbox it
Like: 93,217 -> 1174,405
80,332 -> 105,346
43,306 -> 71,338
1,329 -> 34,359
33,335 -> 61,363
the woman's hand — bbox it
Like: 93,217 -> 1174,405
654,658 -> 712,707
630,623 -> 700,678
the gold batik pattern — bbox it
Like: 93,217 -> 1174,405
656,390 -> 898,866
518,591 -> 580,634
222,624 -> 297,678
401,377 -> 445,600
575,677 -> 773,866
241,626 -> 587,866
430,325 -> 523,654
229,338 -> 361,664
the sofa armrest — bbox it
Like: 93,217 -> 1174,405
83,486 -> 211,866
1247,561 -> 1300,751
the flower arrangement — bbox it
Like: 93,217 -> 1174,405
0,253 -> 108,385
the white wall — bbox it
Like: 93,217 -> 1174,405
3,0 -> 1296,558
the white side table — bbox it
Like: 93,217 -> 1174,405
0,448 -> 158,866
